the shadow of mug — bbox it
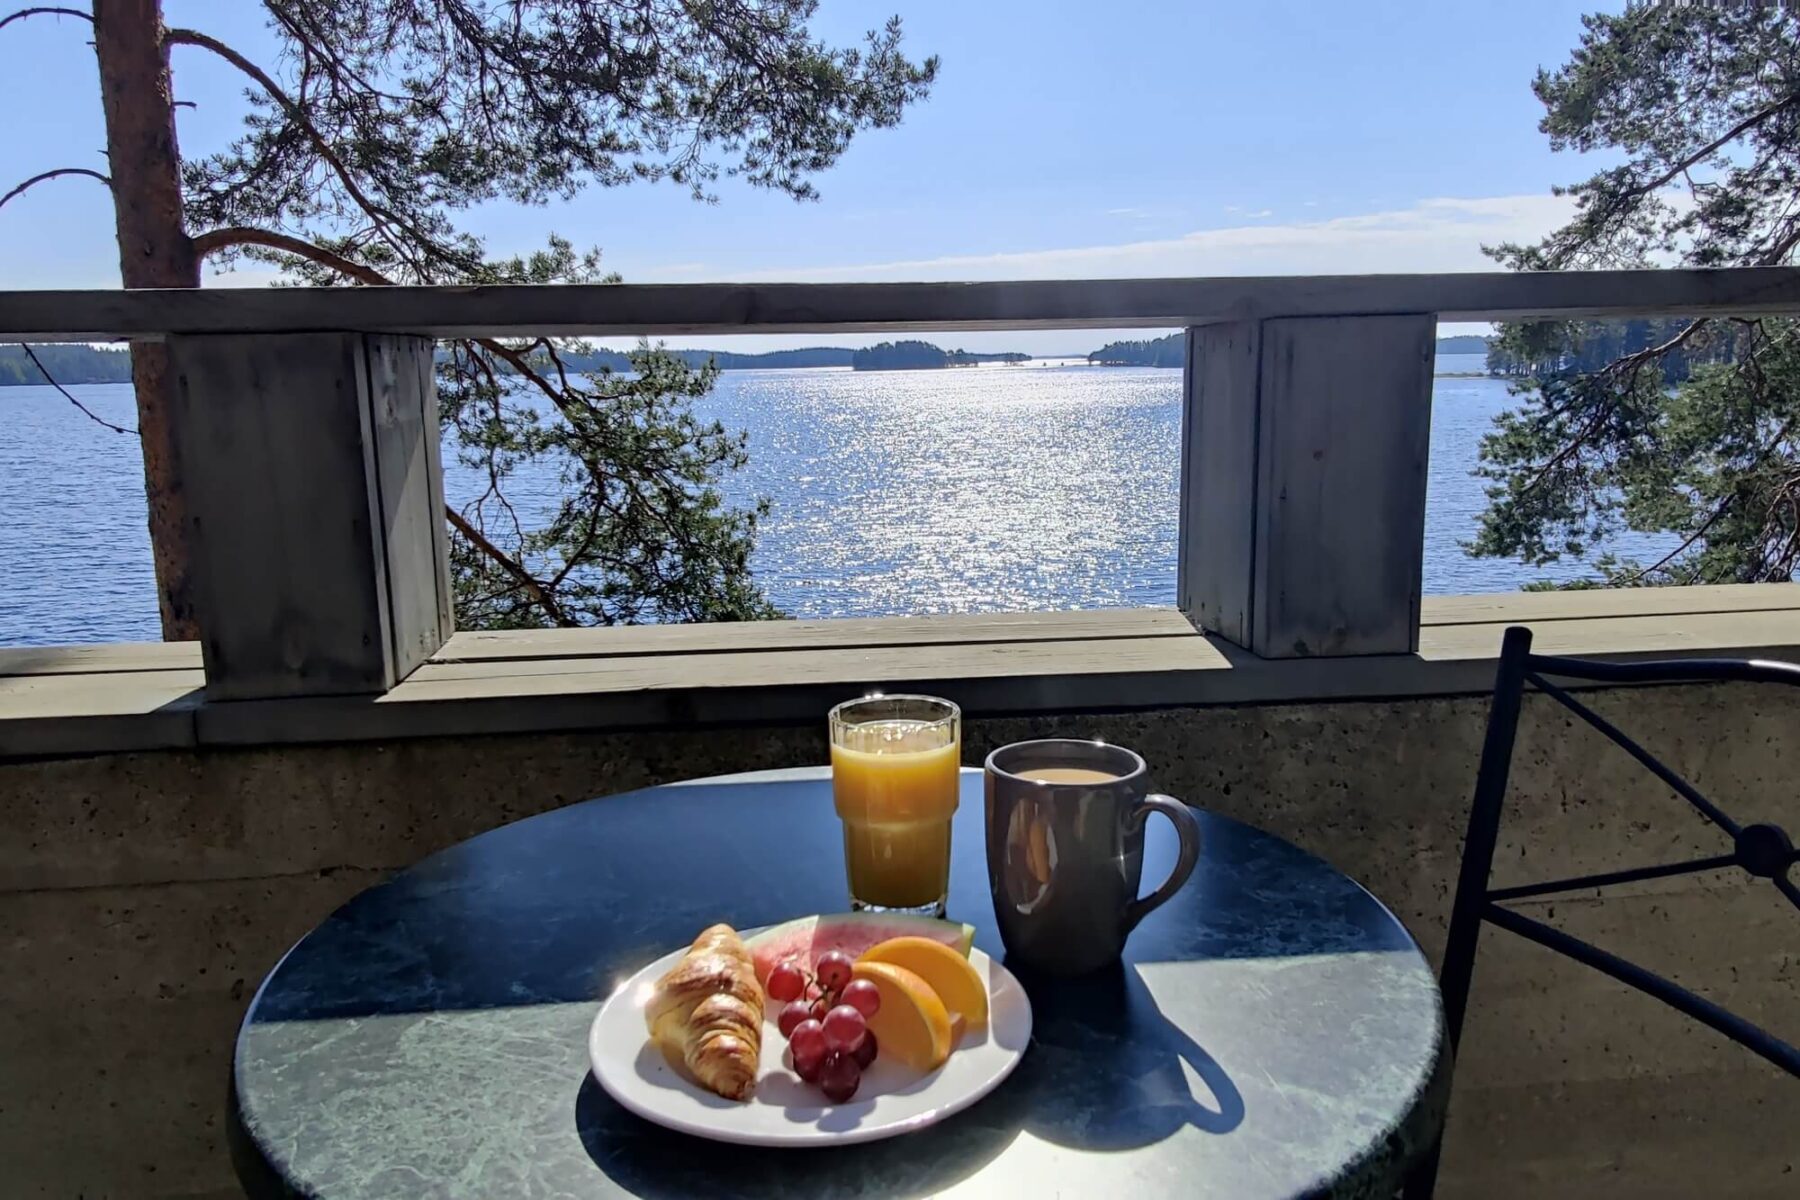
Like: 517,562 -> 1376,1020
996,960 -> 1244,1151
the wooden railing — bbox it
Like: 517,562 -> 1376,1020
5,268 -> 1800,702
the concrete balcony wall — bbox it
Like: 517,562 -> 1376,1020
4,682 -> 1796,1198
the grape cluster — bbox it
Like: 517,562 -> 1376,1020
766,951 -> 881,1102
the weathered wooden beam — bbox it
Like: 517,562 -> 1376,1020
1180,314 -> 1435,658
438,606 -> 1194,662
167,333 -> 452,699
1178,322 -> 1260,644
366,337 -> 455,668
5,267 -> 1800,341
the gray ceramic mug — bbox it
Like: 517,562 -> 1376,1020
985,739 -> 1202,976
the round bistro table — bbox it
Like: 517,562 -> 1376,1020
230,768 -> 1448,1199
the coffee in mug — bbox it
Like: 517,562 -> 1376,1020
1012,767 -> 1119,785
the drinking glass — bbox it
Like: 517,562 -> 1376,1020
828,694 -> 961,917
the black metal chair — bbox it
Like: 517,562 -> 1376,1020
1409,624 -> 1800,1197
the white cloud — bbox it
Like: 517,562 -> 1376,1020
707,194 -> 1575,284
183,194 -> 1576,354
1247,209 -> 1274,219
1104,206 -> 1149,218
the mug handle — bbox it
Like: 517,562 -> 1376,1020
1124,795 -> 1202,932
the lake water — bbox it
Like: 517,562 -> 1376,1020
0,354 -> 1671,645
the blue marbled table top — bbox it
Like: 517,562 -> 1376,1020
232,768 -> 1447,1198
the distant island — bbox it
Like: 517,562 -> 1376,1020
0,343 -> 866,386
528,346 -> 857,372
0,342 -> 1042,384
1088,334 -> 1183,367
0,333 -> 1498,386
851,341 -> 1030,371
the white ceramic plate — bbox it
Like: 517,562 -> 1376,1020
588,932 -> 1032,1146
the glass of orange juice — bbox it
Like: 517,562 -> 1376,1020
828,694 -> 961,917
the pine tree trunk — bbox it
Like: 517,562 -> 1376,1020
93,0 -> 201,640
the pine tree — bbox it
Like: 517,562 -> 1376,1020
1475,7 -> 1800,585
2,1 -> 936,629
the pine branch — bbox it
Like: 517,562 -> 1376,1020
191,225 -> 572,417
1632,92 -> 1800,202
444,505 -> 572,626
0,7 -> 91,34
0,167 -> 110,213
1593,317 -> 1713,387
1509,317 -> 1714,503
190,225 -> 391,285
473,338 -> 581,420
16,343 -> 138,436
189,224 -> 572,418
165,27 -> 480,276
188,225 -> 587,621
1550,92 -> 1800,269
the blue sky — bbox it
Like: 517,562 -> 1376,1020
0,1 -> 1607,352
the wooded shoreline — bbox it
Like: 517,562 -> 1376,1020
0,335 -> 1495,384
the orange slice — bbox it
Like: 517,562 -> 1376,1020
848,961 -> 953,1073
858,936 -> 989,1030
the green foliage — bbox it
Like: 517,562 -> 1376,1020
444,340 -> 777,627
185,0 -> 936,626
1475,5 -> 1800,586
946,349 -> 1029,366
1088,333 -> 1183,367
1484,319 -> 1727,379
845,340 -> 1027,369
851,340 -> 948,370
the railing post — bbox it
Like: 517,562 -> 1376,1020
167,332 -> 452,699
1179,314 -> 1435,657
1178,321 -> 1261,646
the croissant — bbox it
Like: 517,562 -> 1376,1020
644,923 -> 764,1100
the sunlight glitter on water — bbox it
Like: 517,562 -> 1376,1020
0,359 -> 1678,643
698,366 -> 1181,617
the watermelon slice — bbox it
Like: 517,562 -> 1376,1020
746,913 -> 974,985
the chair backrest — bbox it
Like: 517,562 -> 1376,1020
1437,624 -> 1800,1078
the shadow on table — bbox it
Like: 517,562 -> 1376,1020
575,1073 -> 1020,1198
997,960 -> 1244,1150
575,962 -> 1241,1196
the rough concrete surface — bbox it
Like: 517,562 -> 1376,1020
3,683 -> 1796,1197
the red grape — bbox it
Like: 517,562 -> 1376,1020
816,950 -> 854,992
809,998 -> 830,1022
788,1018 -> 827,1062
822,1004 -> 867,1054
818,1052 -> 861,1103
851,1029 -> 878,1069
840,978 -> 881,1018
777,1000 -> 812,1039
793,1048 -> 824,1083
766,962 -> 805,1004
